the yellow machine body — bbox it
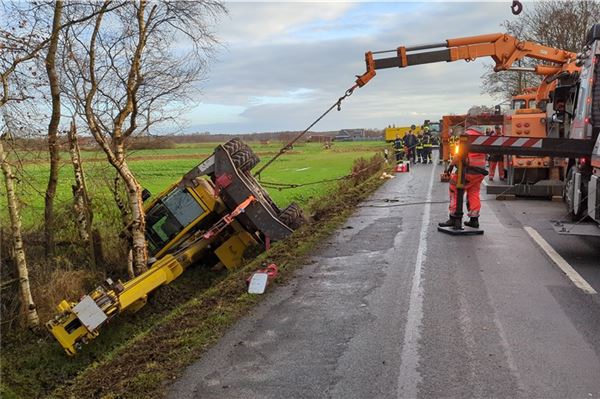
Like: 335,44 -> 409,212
46,174 -> 258,355
46,140 -> 302,355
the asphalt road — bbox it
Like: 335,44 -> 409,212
169,160 -> 600,399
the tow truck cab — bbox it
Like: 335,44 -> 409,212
554,24 -> 600,224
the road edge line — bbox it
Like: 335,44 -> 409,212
396,160 -> 437,398
523,226 -> 597,295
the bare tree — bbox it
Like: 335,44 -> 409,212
0,1 -> 127,325
43,0 -> 63,260
0,130 -> 39,328
67,119 -> 96,267
481,0 -> 600,100
62,0 -> 226,275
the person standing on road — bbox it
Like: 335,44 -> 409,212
393,135 -> 404,163
422,130 -> 433,164
416,133 -> 424,163
403,126 -> 417,164
488,125 -> 505,181
438,128 -> 488,228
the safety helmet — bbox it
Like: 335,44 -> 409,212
410,124 -> 416,130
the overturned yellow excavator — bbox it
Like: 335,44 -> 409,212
46,139 -> 305,355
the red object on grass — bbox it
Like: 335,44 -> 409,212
246,263 -> 279,286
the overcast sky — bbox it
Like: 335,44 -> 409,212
183,1 -> 518,134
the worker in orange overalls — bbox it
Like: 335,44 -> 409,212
488,125 -> 505,181
438,128 -> 488,228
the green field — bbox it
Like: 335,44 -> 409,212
1,141 -> 386,229
0,140 -> 387,399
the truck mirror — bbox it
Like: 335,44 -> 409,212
142,188 -> 151,201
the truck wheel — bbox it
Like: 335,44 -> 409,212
222,138 -> 244,155
278,203 -> 306,230
564,166 -> 586,221
231,147 -> 260,172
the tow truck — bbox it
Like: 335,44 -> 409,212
46,139 -> 305,355
353,25 -> 600,234
469,25 -> 600,235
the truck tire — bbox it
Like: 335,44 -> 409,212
222,138 -> 245,155
278,203 -> 306,230
564,166 -> 587,221
231,147 -> 260,172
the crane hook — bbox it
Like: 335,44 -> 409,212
511,0 -> 523,15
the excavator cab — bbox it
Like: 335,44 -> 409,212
144,180 -> 221,259
146,186 -> 207,255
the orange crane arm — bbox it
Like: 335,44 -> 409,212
355,32 -> 577,88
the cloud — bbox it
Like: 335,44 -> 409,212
218,2 -> 357,44
179,2 -> 518,134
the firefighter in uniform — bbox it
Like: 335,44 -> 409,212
438,128 -> 488,228
393,135 -> 405,163
422,129 -> 433,164
416,133 -> 424,163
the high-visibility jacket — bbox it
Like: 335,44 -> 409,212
422,134 -> 433,147
465,129 -> 486,170
416,137 -> 424,150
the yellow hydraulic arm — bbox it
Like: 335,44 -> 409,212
46,196 -> 256,355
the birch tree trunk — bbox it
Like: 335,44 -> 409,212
109,175 -> 135,278
44,0 -> 64,260
115,155 -> 147,276
0,139 -> 39,328
67,121 -> 96,267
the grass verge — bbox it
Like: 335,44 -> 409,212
2,155 -> 387,399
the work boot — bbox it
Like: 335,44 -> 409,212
464,217 -> 479,228
438,215 -> 460,227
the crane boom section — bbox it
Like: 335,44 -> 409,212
356,33 -> 576,87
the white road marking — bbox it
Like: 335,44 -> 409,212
397,162 -> 436,398
295,167 -> 310,171
524,226 -> 597,295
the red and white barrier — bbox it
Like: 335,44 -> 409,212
469,136 -> 543,148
